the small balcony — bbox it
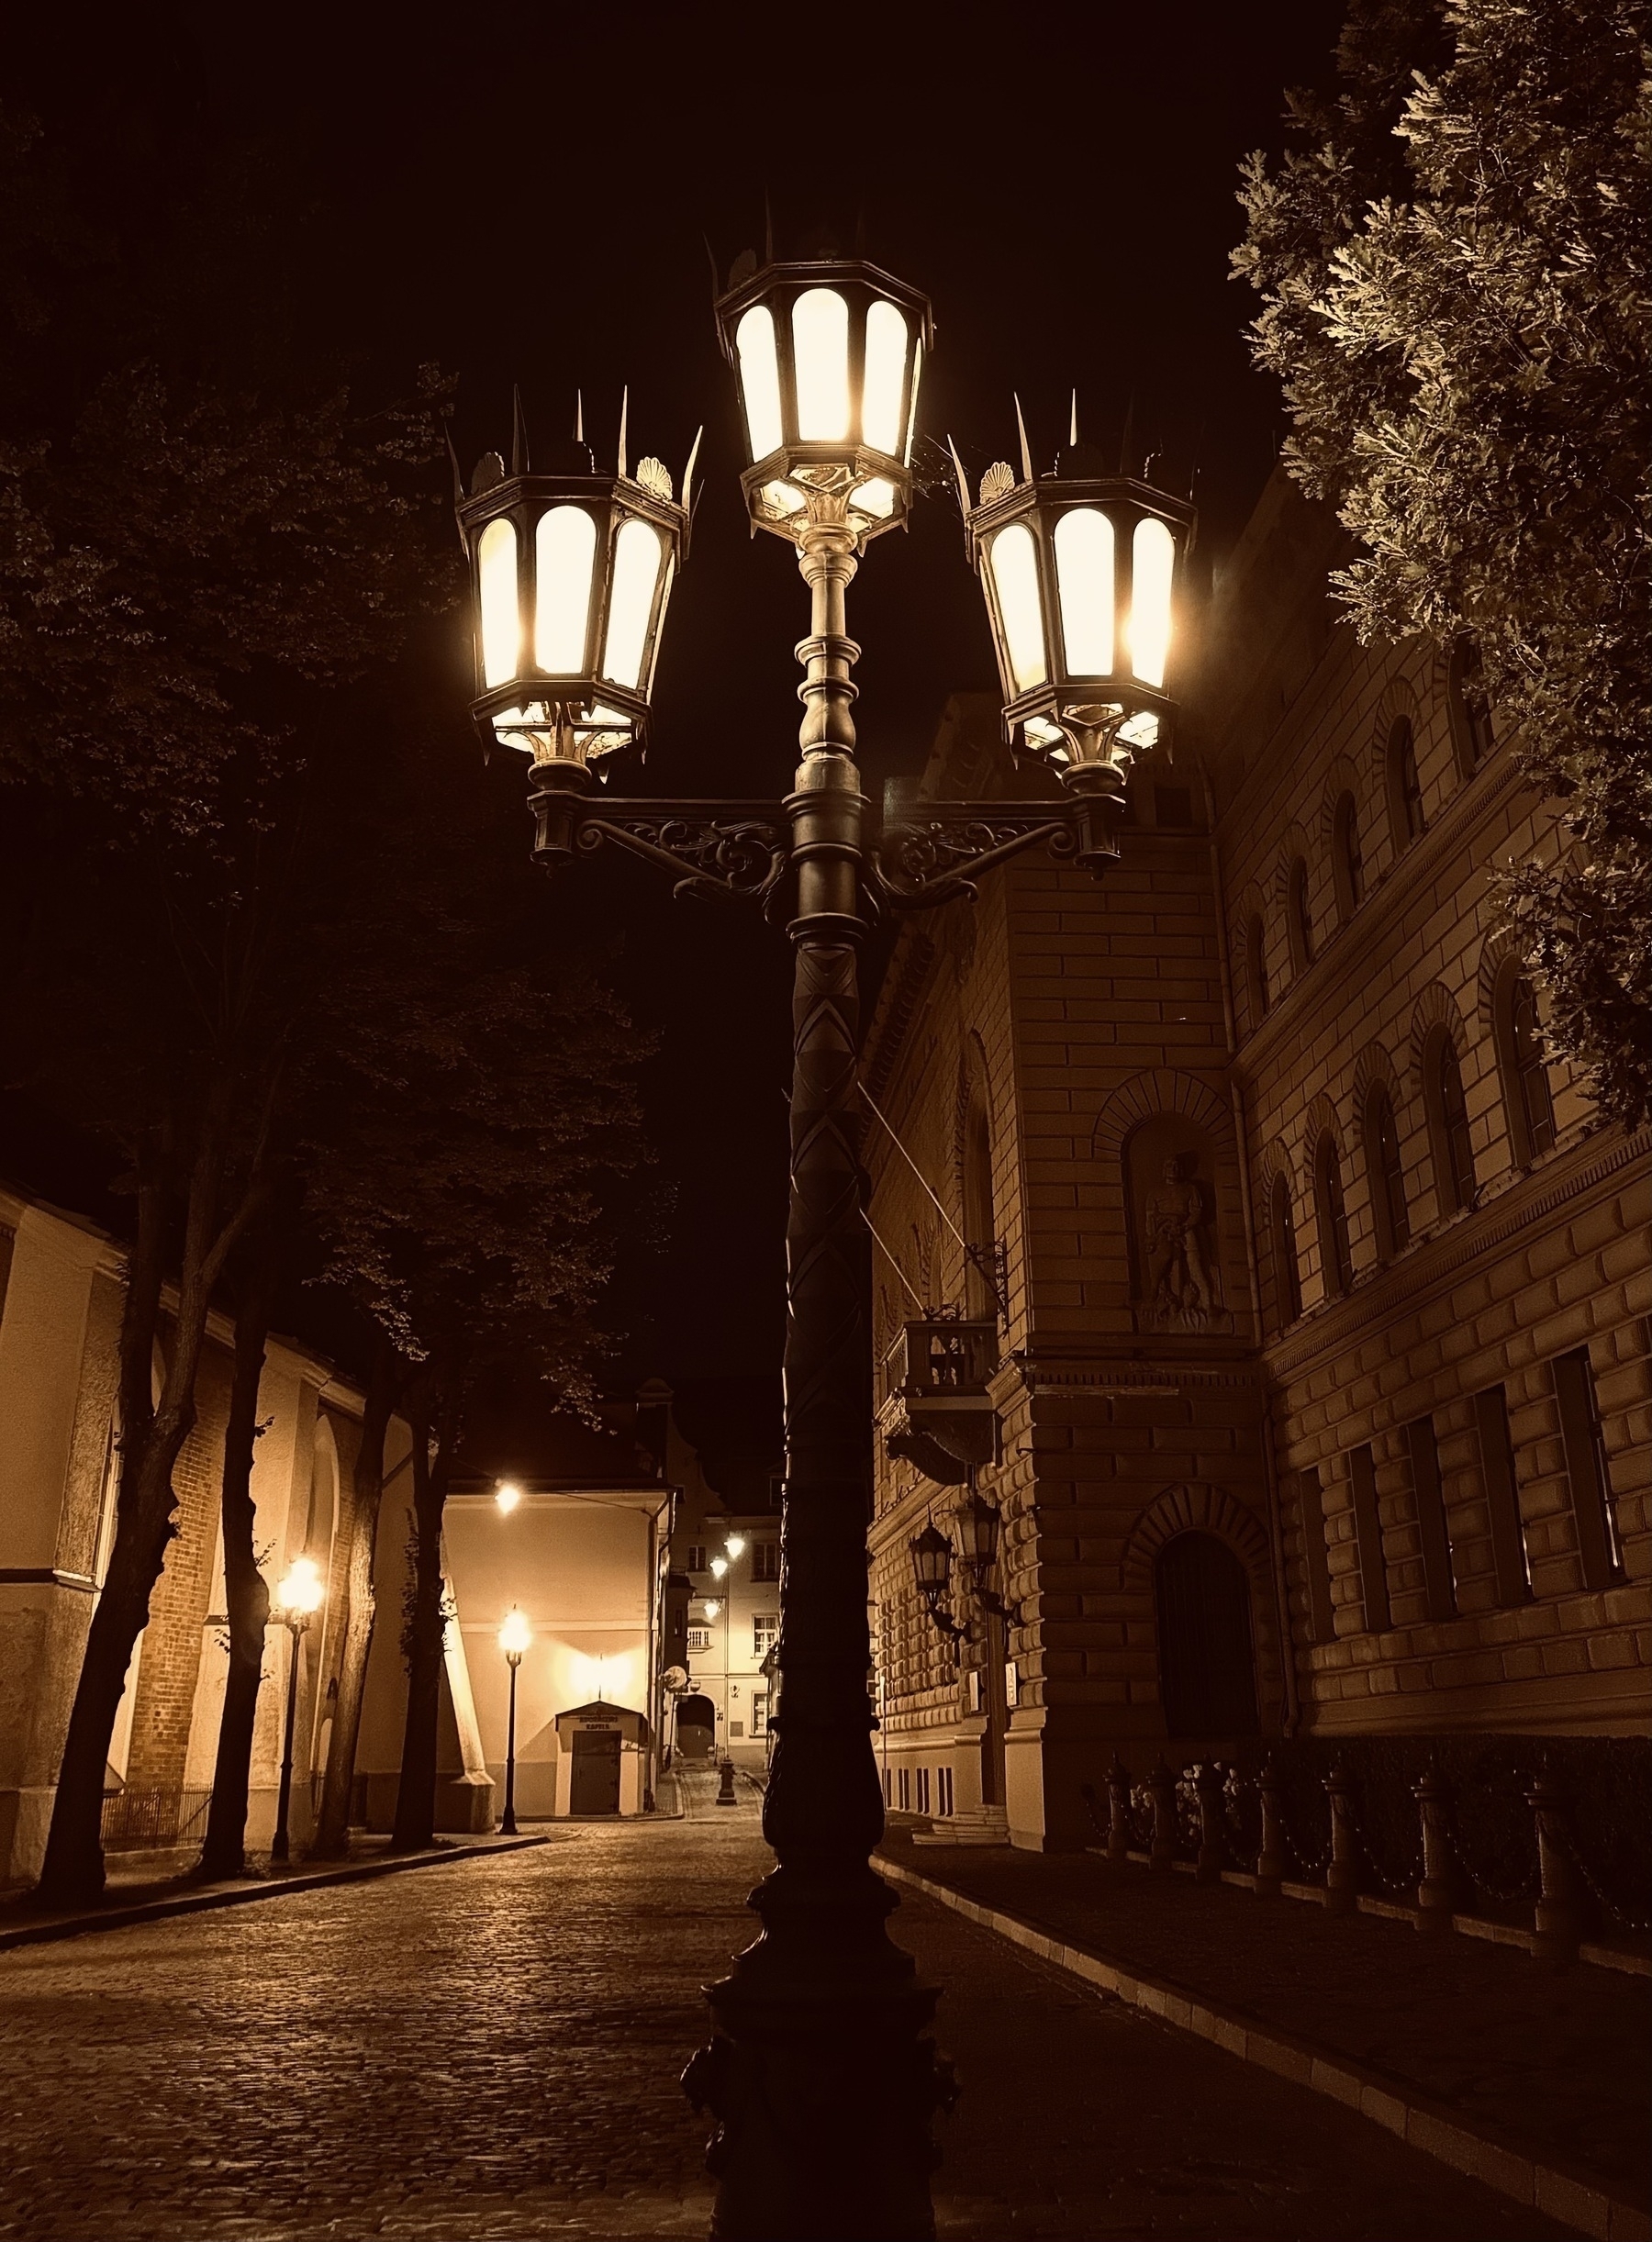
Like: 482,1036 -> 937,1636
883,1318 -> 1000,1485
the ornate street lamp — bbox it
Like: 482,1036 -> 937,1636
909,1521 -> 964,1645
462,246 -> 1196,2242
497,1608 -> 531,1836
952,412 -> 1195,779
455,406 -> 694,842
271,1556 -> 325,1867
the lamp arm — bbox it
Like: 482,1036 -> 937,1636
575,809 -> 791,908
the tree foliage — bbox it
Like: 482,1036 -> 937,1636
1235,0 -> 1652,1122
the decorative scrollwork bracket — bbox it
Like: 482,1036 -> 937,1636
869,791 -> 1120,911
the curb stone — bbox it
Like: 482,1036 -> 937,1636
879,1851 -> 1650,2242
0,1834 -> 550,1954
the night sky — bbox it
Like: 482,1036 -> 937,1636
12,0 -> 1346,1419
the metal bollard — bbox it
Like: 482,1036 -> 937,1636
1526,1768 -> 1582,1966
1323,1764 -> 1359,1916
716,1757 -> 739,1807
1255,1756 -> 1285,1899
1412,1764 -> 1459,1934
1106,1753 -> 1132,1865
1195,1762 -> 1225,1885
1148,1757 -> 1178,1873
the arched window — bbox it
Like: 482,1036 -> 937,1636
1268,1172 -> 1301,1327
1364,1084 -> 1410,1261
1447,640 -> 1495,777
1331,792 -> 1364,923
962,1087 -> 1000,1320
1154,1532 -> 1259,1737
1245,915 -> 1269,1024
1386,716 -> 1424,851
1287,857 -> 1313,974
1312,1133 -> 1354,1298
1424,1028 -> 1476,1214
1494,964 -> 1556,1166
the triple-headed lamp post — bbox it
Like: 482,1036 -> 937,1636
458,251 -> 1193,2242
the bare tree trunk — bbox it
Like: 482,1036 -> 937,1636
312,1343 -> 396,1860
391,1383 -> 458,1854
39,1084 -> 264,1907
197,1238 -> 279,1879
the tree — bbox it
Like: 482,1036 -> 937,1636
1234,0 -> 1652,1121
0,193 -> 451,1902
302,738 -> 647,1855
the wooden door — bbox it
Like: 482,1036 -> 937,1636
569,1730 -> 623,1814
1154,1531 -> 1259,1738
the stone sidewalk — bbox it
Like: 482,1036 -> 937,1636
0,1791 -> 1586,2241
876,1824 -> 1649,2237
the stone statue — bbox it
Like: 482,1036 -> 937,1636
1142,1154 -> 1217,1325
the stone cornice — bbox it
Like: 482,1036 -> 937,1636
1263,1122 -> 1650,1382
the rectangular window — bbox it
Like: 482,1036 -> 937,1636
1404,1415 -> 1457,1622
685,1545 -> 707,1574
1551,1349 -> 1623,1589
1473,1385 -> 1532,1603
686,1627 -> 711,1652
897,1767 -> 910,1812
751,1540 -> 781,1582
751,1690 -> 768,1737
916,1767 -> 932,1815
937,1766 -> 954,1817
1347,1445 -> 1391,1632
753,1612 -> 779,1659
1299,1467 -> 1336,1643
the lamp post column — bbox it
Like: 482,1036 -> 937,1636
272,1618 -> 304,1868
502,1653 -> 520,1836
692,509 -> 944,2240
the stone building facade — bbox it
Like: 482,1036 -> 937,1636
865,471 -> 1650,1853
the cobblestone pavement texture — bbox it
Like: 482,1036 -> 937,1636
0,1775 -> 1572,2241
877,1824 -> 1649,2205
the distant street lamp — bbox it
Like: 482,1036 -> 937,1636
497,1608 -> 532,1836
495,1479 -> 523,1515
271,1556 -> 325,1867
462,244 -> 1195,2241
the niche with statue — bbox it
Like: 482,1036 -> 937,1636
1123,1116 -> 1233,1335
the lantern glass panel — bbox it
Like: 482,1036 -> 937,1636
904,335 -> 922,464
792,287 -> 851,441
988,522 -> 1047,693
852,476 -> 896,519
535,506 -> 597,675
601,516 -> 664,689
862,299 -> 908,453
644,553 -> 675,694
477,517 -> 520,687
736,305 -> 785,461
1131,516 -> 1175,686
1054,508 -> 1115,676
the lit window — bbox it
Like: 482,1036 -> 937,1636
861,299 -> 908,455
988,524 -> 1046,693
753,1613 -> 779,1659
792,287 -> 851,441
1053,508 -> 1114,676
477,518 -> 519,687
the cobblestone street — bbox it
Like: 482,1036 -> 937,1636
0,1783 -> 1569,2241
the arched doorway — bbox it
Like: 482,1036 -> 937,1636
1154,1532 -> 1259,1738
675,1693 -> 716,1760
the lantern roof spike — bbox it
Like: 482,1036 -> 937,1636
682,423 -> 704,519
1069,389 -> 1078,449
1014,395 -> 1034,485
945,434 -> 971,521
575,389 -> 584,445
618,385 -> 629,480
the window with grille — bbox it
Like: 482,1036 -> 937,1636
686,1627 -> 711,1652
1313,1134 -> 1354,1298
1404,1414 -> 1457,1621
1473,1385 -> 1532,1604
1269,1173 -> 1301,1327
1387,717 -> 1424,848
937,1766 -> 954,1816
897,1768 -> 910,1811
1551,1349 -> 1623,1589
916,1768 -> 932,1815
1365,1085 -> 1410,1261
753,1612 -> 779,1659
685,1545 -> 707,1573
751,1540 -> 780,1582
1347,1445 -> 1391,1632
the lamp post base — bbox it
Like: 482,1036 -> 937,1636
685,1867 -> 952,2242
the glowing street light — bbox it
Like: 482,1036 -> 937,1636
497,1608 -> 532,1835
724,1534 -> 747,1560
495,1480 -> 523,1515
271,1556 -> 326,1867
